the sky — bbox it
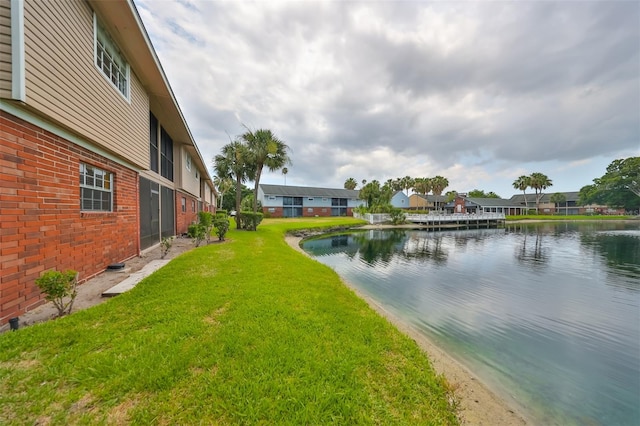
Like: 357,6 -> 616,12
134,0 -> 639,199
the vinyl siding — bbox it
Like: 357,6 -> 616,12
179,146 -> 201,197
0,0 -> 11,98
22,0 -> 149,169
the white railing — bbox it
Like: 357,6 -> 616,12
354,212 -> 505,225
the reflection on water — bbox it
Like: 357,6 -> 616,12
303,222 -> 640,426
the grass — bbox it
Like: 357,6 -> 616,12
0,217 -> 458,425
506,214 -> 632,221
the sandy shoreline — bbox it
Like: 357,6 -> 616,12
286,234 -> 529,425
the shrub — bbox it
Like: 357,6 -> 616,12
161,236 -> 173,259
389,208 -> 406,225
35,270 -> 78,317
188,223 -> 206,247
216,209 -> 228,216
199,211 -> 214,244
237,211 -> 263,231
213,216 -> 230,241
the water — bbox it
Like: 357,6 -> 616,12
302,222 -> 640,426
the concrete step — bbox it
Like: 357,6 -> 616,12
102,259 -> 170,297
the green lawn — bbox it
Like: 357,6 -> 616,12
0,217 -> 458,425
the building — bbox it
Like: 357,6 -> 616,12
509,192 -> 626,215
390,191 -> 409,209
258,184 -> 363,217
445,196 -> 527,215
408,194 -> 448,211
0,0 -> 215,324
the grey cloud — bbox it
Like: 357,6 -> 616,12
137,0 -> 639,194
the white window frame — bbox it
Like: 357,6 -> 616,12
80,162 -> 113,212
186,153 -> 192,171
94,14 -> 130,101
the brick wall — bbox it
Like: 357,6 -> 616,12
0,111 -> 139,324
176,192 -> 198,235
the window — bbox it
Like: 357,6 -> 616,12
181,197 -> 186,212
191,200 -> 196,212
331,198 -> 348,216
283,197 -> 303,218
160,127 -> 173,181
94,15 -> 129,99
80,163 -> 113,211
149,112 -> 159,172
186,153 -> 192,171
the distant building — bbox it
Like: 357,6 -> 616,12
390,191 -> 410,209
409,194 -> 448,211
508,192 -> 623,215
258,184 -> 364,218
445,196 -> 527,215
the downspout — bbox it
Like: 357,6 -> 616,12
11,0 -> 25,102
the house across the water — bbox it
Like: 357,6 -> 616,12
258,184 -> 364,218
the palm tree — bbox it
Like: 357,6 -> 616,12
344,177 -> 357,190
242,128 -> 291,214
530,172 -> 553,213
550,192 -> 566,215
431,175 -> 449,212
282,167 -> 288,185
214,140 -> 253,228
400,176 -> 415,196
513,175 -> 531,212
413,177 -> 433,210
213,176 -> 234,210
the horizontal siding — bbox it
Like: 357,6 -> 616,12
0,0 -> 11,98
22,0 -> 149,169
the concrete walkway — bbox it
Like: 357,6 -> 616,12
102,259 -> 170,297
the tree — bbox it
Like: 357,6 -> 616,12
242,128 -> 291,214
529,172 -> 553,213
413,177 -> 433,210
445,190 -> 458,203
550,192 -> 567,215
400,176 -> 415,195
344,178 -> 358,190
580,157 -> 640,211
214,140 -> 253,228
359,180 -> 392,211
431,175 -> 449,212
513,175 -> 531,210
213,176 -> 234,210
282,167 -> 288,185
468,189 -> 500,198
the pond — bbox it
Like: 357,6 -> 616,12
302,222 -> 640,426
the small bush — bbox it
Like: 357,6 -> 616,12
213,216 -> 230,241
188,223 -> 206,247
237,211 -> 263,231
199,211 -> 214,244
161,236 -> 173,259
216,209 -> 228,216
389,208 -> 406,225
35,270 -> 78,317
